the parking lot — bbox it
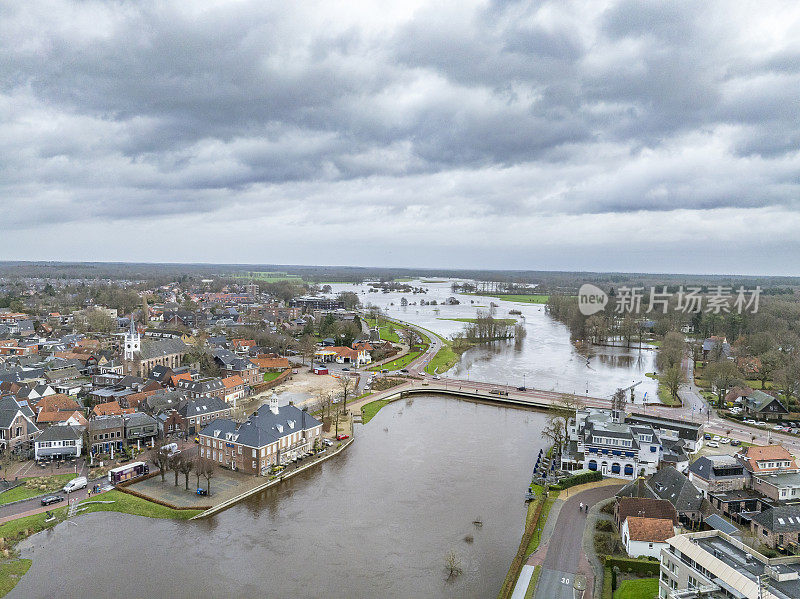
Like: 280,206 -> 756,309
129,467 -> 262,508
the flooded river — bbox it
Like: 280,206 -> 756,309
13,396 -> 547,599
330,279 -> 658,402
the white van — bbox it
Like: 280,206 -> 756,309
161,443 -> 179,456
63,476 -> 88,493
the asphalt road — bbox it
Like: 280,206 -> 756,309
535,484 -> 623,599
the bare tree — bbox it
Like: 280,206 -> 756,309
171,454 -> 183,486
298,334 -> 317,367
444,550 -> 463,580
707,361 -> 743,408
201,458 -> 215,494
149,446 -> 171,482
194,457 -> 203,489
338,374 -> 356,413
179,457 -> 194,490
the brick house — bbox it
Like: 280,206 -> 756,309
198,396 -> 321,475
176,377 -> 226,400
0,396 -> 39,452
221,375 -> 246,407
614,496 -> 678,530
688,455 -> 748,498
162,396 -> 231,436
89,416 -> 125,455
751,505 -> 800,549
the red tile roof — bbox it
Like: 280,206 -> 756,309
625,517 -> 674,542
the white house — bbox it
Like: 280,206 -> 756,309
621,516 -> 674,559
34,425 -> 83,460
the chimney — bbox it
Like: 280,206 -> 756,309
270,392 -> 279,415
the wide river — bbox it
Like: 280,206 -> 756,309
330,279 -> 659,402
13,396 -> 547,599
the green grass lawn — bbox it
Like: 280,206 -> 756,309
0,560 -> 31,598
469,293 -> 550,304
370,350 -> 421,371
379,325 -> 400,343
437,317 -> 517,325
0,474 -> 77,506
424,341 -> 460,375
613,577 -> 659,599
77,490 -> 201,520
525,487 -> 560,556
421,279 -> 445,283
263,371 -> 282,382
361,399 -> 391,424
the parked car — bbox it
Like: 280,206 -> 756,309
336,434 -> 350,441
41,495 -> 64,506
756,421 -> 768,427
773,424 -> 784,430
731,439 -> 741,446
707,441 -> 720,448
399,369 -> 409,374
63,476 -> 88,493
744,419 -> 756,424
704,433 -> 712,440
720,437 -> 730,444
322,439 -> 334,447
342,368 -> 350,371
517,386 -> 527,391
712,435 -> 721,441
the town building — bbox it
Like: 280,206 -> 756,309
751,505 -> 800,550
614,496 -> 678,530
221,375 -> 245,407
89,416 -> 125,455
659,530 -> 800,598
618,467 -> 704,526
0,395 -> 39,452
198,395 -> 322,475
741,390 -> 788,421
34,425 -> 82,460
176,377 -> 226,400
123,412 -> 159,448
688,455 -> 747,498
621,516 -> 675,559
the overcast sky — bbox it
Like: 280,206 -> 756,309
2,1 -> 799,275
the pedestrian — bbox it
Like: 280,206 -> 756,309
579,502 -> 583,511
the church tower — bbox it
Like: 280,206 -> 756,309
124,319 -> 141,361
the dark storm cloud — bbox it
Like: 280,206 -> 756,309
1,0 -> 799,271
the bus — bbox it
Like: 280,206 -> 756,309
108,461 -> 150,485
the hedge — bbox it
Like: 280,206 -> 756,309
550,470 -> 602,490
604,556 -> 660,577
602,567 -> 613,599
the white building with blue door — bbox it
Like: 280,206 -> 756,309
562,408 -> 662,480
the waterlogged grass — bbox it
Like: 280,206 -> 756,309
361,399 -> 391,424
437,317 -> 518,325
0,559 -> 31,597
77,490 -> 201,520
470,293 -> 550,304
613,577 -> 659,599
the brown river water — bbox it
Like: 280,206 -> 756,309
12,395 -> 548,599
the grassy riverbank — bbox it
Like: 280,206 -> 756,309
437,317 -> 518,325
361,399 -> 391,424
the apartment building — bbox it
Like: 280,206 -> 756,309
659,530 -> 800,599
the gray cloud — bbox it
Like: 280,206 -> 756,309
1,0 -> 799,272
